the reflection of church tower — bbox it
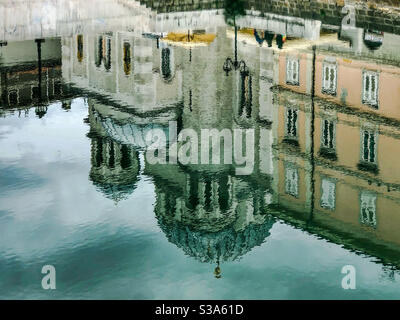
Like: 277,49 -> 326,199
88,105 -> 140,202
152,167 -> 275,267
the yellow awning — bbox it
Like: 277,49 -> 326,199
162,32 -> 216,46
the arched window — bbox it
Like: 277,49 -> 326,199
123,42 -> 131,76
77,35 -> 83,63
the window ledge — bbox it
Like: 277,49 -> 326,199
322,88 -> 337,96
357,161 -> 379,174
286,81 -> 299,86
282,138 -> 299,148
319,147 -> 337,161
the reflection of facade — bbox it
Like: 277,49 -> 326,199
62,32 -> 183,114
4,5 -> 400,271
0,38 -> 64,116
78,24 -> 398,269
270,38 -> 400,267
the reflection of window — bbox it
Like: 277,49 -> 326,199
286,58 -> 299,86
161,48 -> 171,80
360,191 -> 377,227
8,90 -> 18,105
218,175 -> 229,212
54,80 -> 62,95
94,35 -> 111,70
362,71 -> 379,108
104,37 -> 112,71
286,107 -> 298,139
239,72 -> 252,118
31,86 -> 40,100
108,141 -> 115,168
120,144 -> 131,169
322,119 -> 335,149
187,173 -> 199,210
362,129 -> 377,163
123,41 -> 131,76
322,62 -> 337,95
77,35 -> 83,63
285,164 -> 299,197
320,178 -> 336,210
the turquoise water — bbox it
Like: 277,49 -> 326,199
0,101 -> 400,299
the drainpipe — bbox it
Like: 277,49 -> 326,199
308,45 -> 317,224
35,39 -> 45,103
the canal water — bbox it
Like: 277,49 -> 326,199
1,0 -> 400,299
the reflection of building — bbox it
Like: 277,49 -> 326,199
270,38 -> 400,267
62,32 -> 183,114
88,103 -> 141,202
147,162 -> 275,267
0,38 -> 64,116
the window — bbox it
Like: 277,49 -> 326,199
362,71 -> 379,108
239,72 -> 252,118
95,36 -> 111,70
123,41 -> 131,76
95,36 -> 103,67
77,35 -> 83,63
286,107 -> 298,140
319,118 -> 337,160
320,178 -> 336,210
8,90 -> 18,105
286,58 -> 299,86
360,191 -> 377,227
322,119 -> 335,149
161,48 -> 171,80
322,62 -> 337,95
31,86 -> 40,100
362,129 -> 377,163
285,164 -> 299,197
104,37 -> 112,71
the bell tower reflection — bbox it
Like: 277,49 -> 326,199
149,162 -> 275,272
87,102 -> 140,202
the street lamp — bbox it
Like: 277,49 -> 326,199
222,26 -> 249,76
223,57 -> 249,76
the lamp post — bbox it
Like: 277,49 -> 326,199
223,27 -> 249,76
223,57 -> 248,76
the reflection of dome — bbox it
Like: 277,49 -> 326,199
89,135 -> 140,202
153,169 -> 274,263
100,116 -> 169,149
363,30 -> 384,51
157,213 -> 274,263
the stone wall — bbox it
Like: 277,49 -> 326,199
138,0 -> 400,34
